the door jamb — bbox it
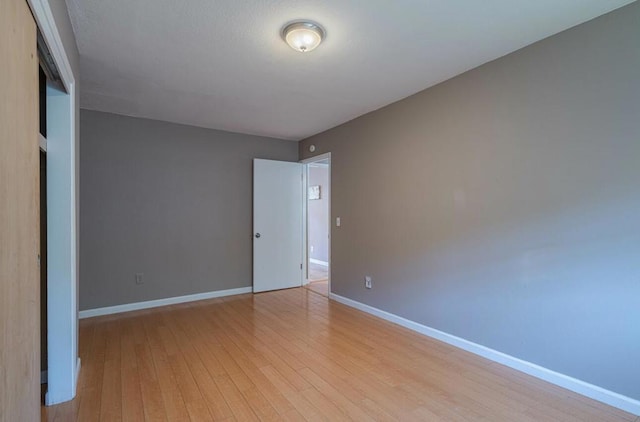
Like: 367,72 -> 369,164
27,0 -> 79,405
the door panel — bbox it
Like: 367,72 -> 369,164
0,0 -> 40,420
253,159 -> 303,293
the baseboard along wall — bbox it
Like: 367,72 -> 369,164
78,286 -> 252,319
77,284 -> 638,415
309,258 -> 329,267
329,293 -> 640,416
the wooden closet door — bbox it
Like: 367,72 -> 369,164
0,0 -> 40,420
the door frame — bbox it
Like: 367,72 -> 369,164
300,152 -> 331,295
27,0 -> 79,405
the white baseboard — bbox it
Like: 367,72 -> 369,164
329,293 -> 640,416
74,358 -> 81,395
79,286 -> 252,319
310,258 -> 329,267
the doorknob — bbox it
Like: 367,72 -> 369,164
255,233 -> 261,238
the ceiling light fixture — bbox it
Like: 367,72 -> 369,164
282,21 -> 325,53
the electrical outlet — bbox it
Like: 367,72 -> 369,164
135,273 -> 144,285
365,276 -> 372,289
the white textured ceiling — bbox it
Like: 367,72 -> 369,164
66,0 -> 635,140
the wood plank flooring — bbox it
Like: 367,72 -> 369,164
42,288 -> 638,421
307,262 -> 328,282
304,280 -> 328,297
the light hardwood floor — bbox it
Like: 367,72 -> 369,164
305,280 -> 328,297
42,288 -> 638,421
307,262 -> 328,282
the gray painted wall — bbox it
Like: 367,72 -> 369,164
80,110 -> 297,310
300,3 -> 640,400
308,166 -> 329,263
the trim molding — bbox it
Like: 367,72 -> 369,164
79,287 -> 252,319
28,0 -> 79,407
73,358 -> 81,396
309,258 -> 329,267
329,293 -> 640,416
299,152 -> 331,164
27,0 -> 75,90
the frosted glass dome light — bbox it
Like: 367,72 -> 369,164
282,21 -> 325,53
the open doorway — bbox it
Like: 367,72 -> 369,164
302,154 -> 331,296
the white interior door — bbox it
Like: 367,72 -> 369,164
253,159 -> 303,293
